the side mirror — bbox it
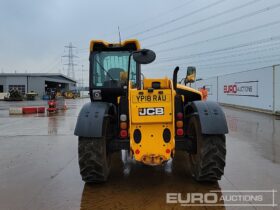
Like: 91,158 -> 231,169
133,49 -> 156,64
185,66 -> 196,84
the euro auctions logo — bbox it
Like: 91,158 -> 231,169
166,190 -> 278,207
223,80 -> 259,97
224,84 -> 237,94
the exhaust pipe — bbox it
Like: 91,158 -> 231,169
173,66 -> 179,90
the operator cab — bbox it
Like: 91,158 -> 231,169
89,40 -> 141,104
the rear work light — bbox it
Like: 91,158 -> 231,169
120,114 -> 127,122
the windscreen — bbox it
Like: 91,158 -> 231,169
91,51 -> 137,88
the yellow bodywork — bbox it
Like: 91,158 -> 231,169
177,84 -> 203,99
90,39 -> 141,52
89,39 -> 202,166
129,78 -> 176,165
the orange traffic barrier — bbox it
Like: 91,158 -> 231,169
22,106 -> 45,114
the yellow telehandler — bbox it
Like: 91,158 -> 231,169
74,39 -> 228,183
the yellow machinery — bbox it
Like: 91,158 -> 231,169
129,77 -> 175,165
74,39 -> 228,183
64,91 -> 75,99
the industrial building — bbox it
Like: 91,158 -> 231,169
194,64 -> 280,114
0,73 -> 76,97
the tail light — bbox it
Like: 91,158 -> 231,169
176,112 -> 183,120
176,120 -> 183,128
120,122 -> 127,129
120,114 -> 128,138
120,130 -> 128,138
176,112 -> 184,136
176,128 -> 184,136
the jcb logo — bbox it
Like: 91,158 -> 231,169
139,107 -> 164,116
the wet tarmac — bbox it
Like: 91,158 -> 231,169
0,99 -> 279,210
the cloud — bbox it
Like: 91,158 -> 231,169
0,0 -> 279,82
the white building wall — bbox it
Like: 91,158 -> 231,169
218,67 -> 274,111
194,65 -> 279,113
194,77 -> 218,102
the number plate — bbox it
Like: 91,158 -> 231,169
133,94 -> 170,103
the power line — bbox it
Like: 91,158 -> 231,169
158,45 -> 280,65
100,0 -> 197,40
121,0 -> 195,33
46,58 -> 62,73
152,56 -> 280,70
147,2 -> 280,48
43,56 -> 61,73
126,0 -> 226,38
141,0 -> 262,41
195,58 -> 280,76
157,40 -> 280,63
154,35 -> 280,62
185,40 -> 280,57
194,53 -> 280,66
196,57 -> 280,68
155,20 -> 280,54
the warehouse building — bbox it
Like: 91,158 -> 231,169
0,73 -> 76,97
194,64 -> 280,114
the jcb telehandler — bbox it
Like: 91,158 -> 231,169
74,39 -> 228,183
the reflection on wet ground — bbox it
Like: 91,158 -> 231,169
226,107 -> 280,164
81,151 -> 225,210
0,99 -> 279,210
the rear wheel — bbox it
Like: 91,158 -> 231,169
78,137 -> 111,183
78,120 -> 111,183
188,116 -> 226,182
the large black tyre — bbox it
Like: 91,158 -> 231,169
188,116 -> 226,182
78,119 -> 111,183
78,137 -> 111,183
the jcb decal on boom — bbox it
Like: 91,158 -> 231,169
138,107 -> 164,116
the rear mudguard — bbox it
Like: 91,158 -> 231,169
74,102 -> 114,138
186,101 -> 228,134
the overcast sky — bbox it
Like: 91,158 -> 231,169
1,0 -> 280,84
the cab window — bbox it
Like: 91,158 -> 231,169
92,51 -> 137,88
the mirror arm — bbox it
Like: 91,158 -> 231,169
126,52 -> 134,97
